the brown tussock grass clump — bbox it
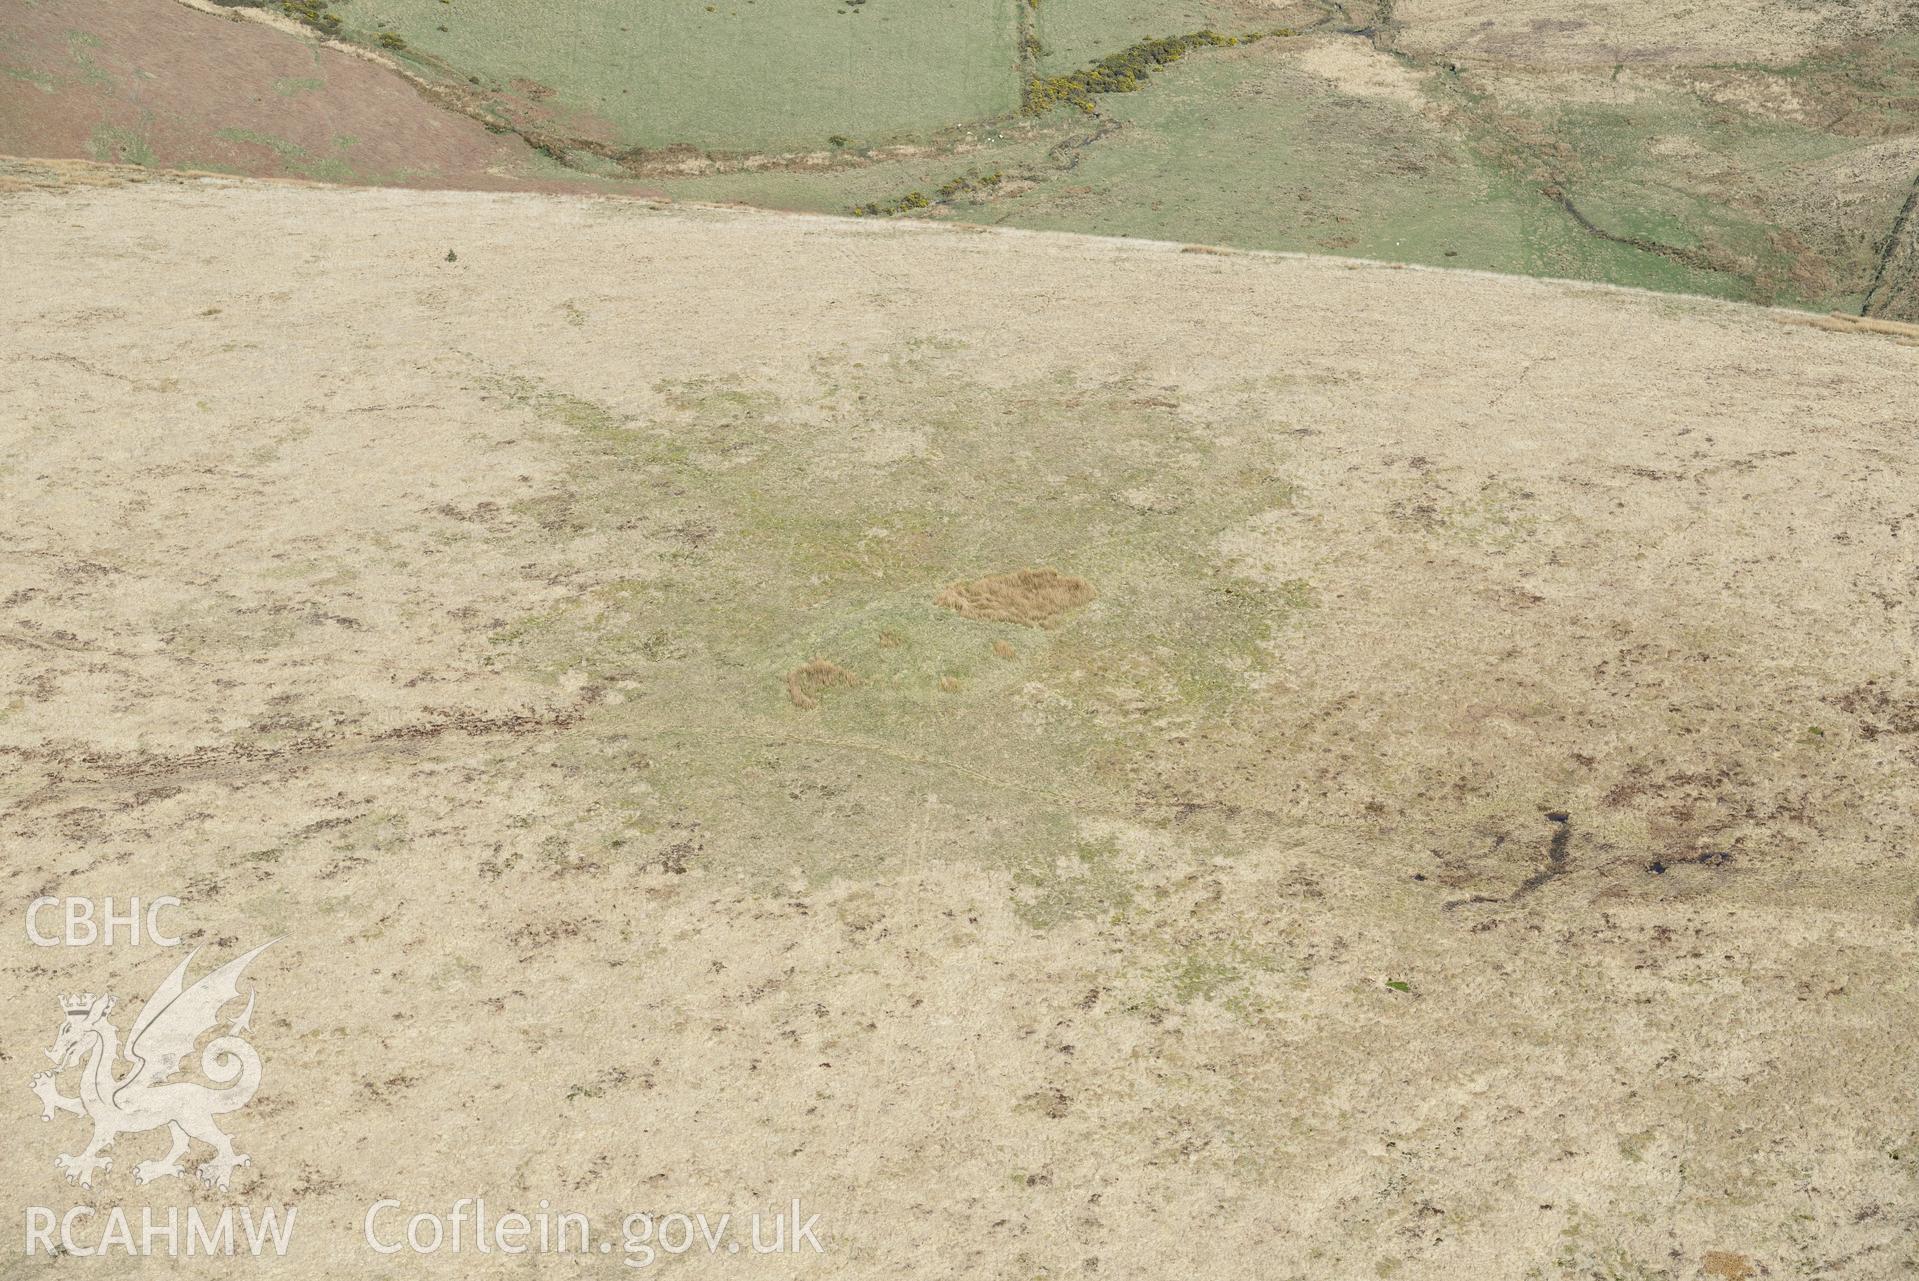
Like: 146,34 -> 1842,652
992,640 -> 1017,659
1846,315 -> 1919,338
1775,312 -> 1919,340
1701,1253 -> 1758,1281
939,676 -> 961,693
934,568 -> 1096,629
786,659 -> 858,710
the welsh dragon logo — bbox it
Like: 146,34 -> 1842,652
30,941 -> 275,1191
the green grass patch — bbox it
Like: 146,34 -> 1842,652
87,124 -> 154,167
212,127 -> 356,181
482,353 -> 1315,891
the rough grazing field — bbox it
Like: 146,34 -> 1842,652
1,166 -> 1917,1279
834,21 -> 1919,319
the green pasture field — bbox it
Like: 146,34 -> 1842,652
330,0 -> 1022,150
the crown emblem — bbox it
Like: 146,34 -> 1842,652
60,993 -> 97,1015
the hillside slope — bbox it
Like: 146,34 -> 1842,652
2,168 -> 1916,1278
0,0 -> 576,187
5,0 -> 1914,316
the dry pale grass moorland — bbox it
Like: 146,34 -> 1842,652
0,160 -> 1916,1279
